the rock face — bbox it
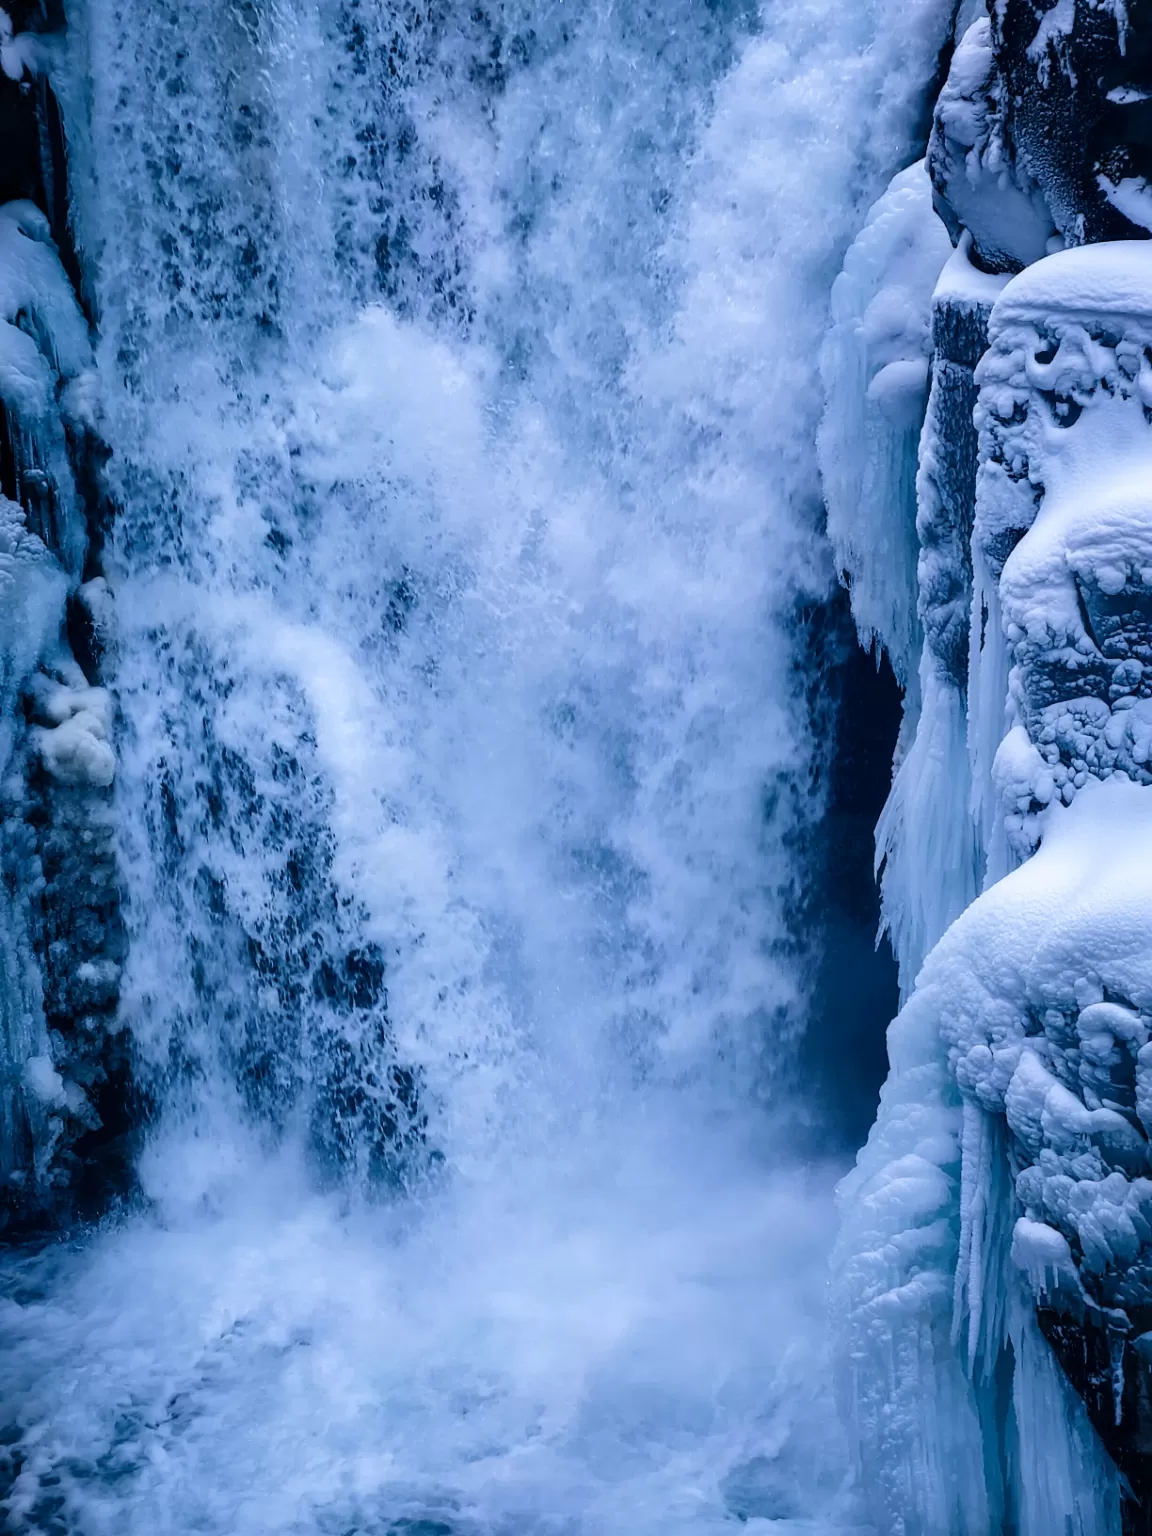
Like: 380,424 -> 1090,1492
831,4 -> 1152,1533
995,0 -> 1152,246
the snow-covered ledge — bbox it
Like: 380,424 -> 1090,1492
832,242 -> 1152,1533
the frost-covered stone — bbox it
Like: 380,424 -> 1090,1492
928,17 -> 1055,274
994,0 -> 1152,245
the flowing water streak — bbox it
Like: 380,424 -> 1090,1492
1,3 -> 949,1532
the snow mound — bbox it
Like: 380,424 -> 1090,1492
991,240 -> 1152,326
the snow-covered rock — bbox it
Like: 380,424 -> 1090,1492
973,242 -> 1152,863
834,20 -> 1152,1522
927,17 -> 1055,274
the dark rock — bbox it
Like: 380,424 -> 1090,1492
995,0 -> 1152,245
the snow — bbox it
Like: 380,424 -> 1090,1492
1011,1215 -> 1078,1296
970,240 -> 1152,867
918,777 -> 1152,1332
0,10 -> 57,81
989,238 -> 1152,323
1027,0 -> 1076,83
933,232 -> 1013,311
22,1054 -> 66,1108
28,683 -> 116,788
1099,175 -> 1152,234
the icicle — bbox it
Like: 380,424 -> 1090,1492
877,655 -> 979,992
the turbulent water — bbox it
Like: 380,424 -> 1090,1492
1,3 -> 949,1532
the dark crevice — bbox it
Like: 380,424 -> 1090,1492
802,587 -> 904,1151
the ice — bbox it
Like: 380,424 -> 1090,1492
840,229 -> 1152,1498
875,658 -> 980,989
868,241 -> 1008,984
819,160 -> 950,686
834,780 -> 1142,1532
836,183 -> 1152,1536
0,202 -> 89,391
0,494 -> 71,1193
0,200 -> 93,579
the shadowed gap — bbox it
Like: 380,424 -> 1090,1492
803,587 -> 903,1151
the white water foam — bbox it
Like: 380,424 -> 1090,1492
0,2 -> 952,1530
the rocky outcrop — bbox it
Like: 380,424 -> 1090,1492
832,3 -> 1152,1532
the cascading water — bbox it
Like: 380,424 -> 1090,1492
0,3 -> 951,1532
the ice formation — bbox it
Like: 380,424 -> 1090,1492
832,1 -> 1152,1529
819,159 -> 951,687
0,11 -> 125,1225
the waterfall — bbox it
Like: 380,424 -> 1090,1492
0,2 -> 950,1532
